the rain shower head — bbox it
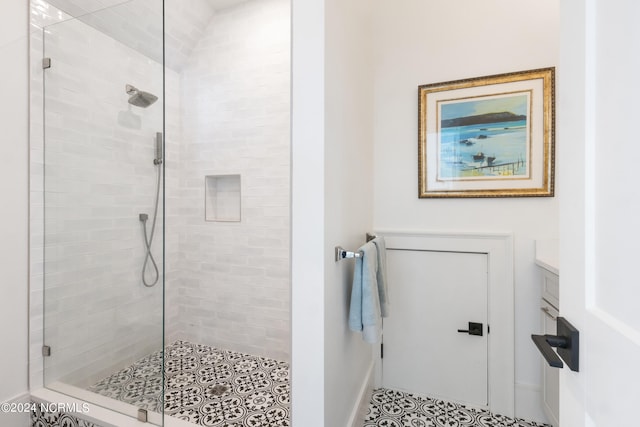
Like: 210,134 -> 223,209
126,84 -> 158,108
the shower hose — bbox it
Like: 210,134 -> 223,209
140,163 -> 161,287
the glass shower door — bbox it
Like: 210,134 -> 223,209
40,0 -> 165,422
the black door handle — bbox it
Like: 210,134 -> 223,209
532,334 -> 565,368
531,316 -> 579,372
457,322 -> 483,336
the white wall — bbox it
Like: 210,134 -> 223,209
0,0 -> 30,425
371,0 -> 559,422
324,0 -> 374,425
291,0 -> 326,423
292,0 -> 376,424
172,0 -> 291,361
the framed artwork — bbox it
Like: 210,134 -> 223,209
418,68 -> 555,198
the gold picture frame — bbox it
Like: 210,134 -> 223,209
418,68 -> 555,198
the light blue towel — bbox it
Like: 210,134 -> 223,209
372,236 -> 389,317
348,241 -> 382,343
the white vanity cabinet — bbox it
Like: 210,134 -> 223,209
535,240 -> 559,427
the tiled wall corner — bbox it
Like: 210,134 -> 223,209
173,0 -> 291,361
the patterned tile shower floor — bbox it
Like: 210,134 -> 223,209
88,340 -> 290,426
365,388 -> 552,427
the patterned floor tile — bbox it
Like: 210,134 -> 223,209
31,404 -> 100,427
88,340 -> 290,427
365,388 -> 551,427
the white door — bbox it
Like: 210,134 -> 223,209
560,1 -> 640,424
382,249 -> 488,407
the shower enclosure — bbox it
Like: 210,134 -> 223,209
31,0 -> 291,425
34,0 -> 165,422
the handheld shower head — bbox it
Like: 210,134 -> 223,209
126,84 -> 158,108
154,132 -> 163,165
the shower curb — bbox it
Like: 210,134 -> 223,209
30,388 -> 196,427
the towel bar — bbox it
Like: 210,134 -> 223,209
335,247 -> 363,262
335,233 -> 378,262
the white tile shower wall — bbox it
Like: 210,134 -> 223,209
163,0 -> 217,71
164,69 -> 184,345
29,3 -> 64,389
30,20 -> 42,392
174,0 -> 291,361
31,0 -> 73,28
29,2 -> 182,389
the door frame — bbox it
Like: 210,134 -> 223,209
373,230 -> 514,417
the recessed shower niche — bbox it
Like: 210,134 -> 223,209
205,174 -> 241,222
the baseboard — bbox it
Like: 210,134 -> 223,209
515,382 -> 548,425
347,361 -> 374,427
0,392 -> 31,427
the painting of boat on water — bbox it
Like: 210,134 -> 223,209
437,93 -> 530,180
418,67 -> 555,198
